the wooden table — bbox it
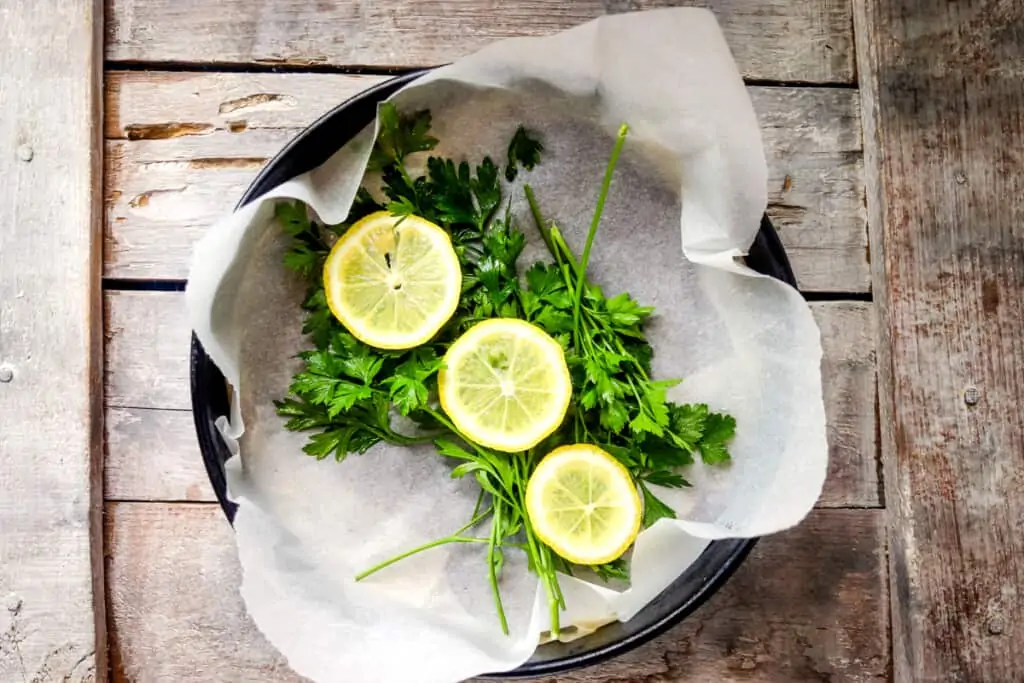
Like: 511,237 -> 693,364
2,1 -> 1021,682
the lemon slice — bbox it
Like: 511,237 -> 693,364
526,444 -> 642,565
323,211 -> 461,350
438,318 -> 571,453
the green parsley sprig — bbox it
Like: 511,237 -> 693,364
275,104 -> 569,634
522,159 -> 737,527
274,103 -> 736,636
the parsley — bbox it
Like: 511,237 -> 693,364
697,412 -> 737,465
276,202 -> 327,279
276,110 -> 565,635
368,103 -> 438,170
520,125 -> 736,524
505,126 -> 544,181
275,107 -> 737,637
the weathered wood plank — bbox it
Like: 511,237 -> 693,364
104,292 -> 190,412
106,503 -> 300,683
853,0 -> 1024,680
0,1 -> 105,681
104,71 -> 868,293
758,88 -> 867,294
105,407 -> 215,502
106,0 -> 853,83
817,301 -> 878,507
107,503 -> 886,682
104,71 -> 389,138
103,292 -> 878,507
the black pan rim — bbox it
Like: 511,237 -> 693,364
188,68 -> 796,678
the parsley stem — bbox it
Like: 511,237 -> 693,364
354,536 -> 487,581
426,408 -> 493,461
394,159 -> 417,195
515,455 -> 565,636
545,228 -> 585,312
425,408 -> 519,509
609,334 -> 650,380
471,487 -> 486,519
572,124 -> 629,352
354,507 -> 494,581
488,499 -> 511,634
523,184 -> 548,243
524,185 -> 579,273
384,430 -> 445,446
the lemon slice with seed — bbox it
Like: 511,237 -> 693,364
323,211 -> 461,350
526,444 -> 642,565
438,318 -> 571,453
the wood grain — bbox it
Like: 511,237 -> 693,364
0,1 -> 105,681
104,292 -> 190,412
106,503 -> 886,682
854,0 -> 1024,679
103,291 -> 878,507
106,503 -> 300,683
106,0 -> 854,83
103,71 -> 868,293
105,407 -> 215,502
816,301 -> 878,507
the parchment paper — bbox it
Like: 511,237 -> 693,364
185,8 -> 828,683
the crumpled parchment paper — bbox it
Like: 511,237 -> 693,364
184,8 -> 828,683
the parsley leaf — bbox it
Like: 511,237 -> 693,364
698,412 -> 736,464
472,157 -> 502,221
643,469 -> 690,488
640,483 -> 676,527
383,349 -> 443,415
278,200 -> 328,279
283,244 -> 324,279
277,200 -> 312,237
590,558 -> 630,583
328,382 -> 375,417
368,102 -> 438,169
429,157 -> 477,226
505,126 -> 544,182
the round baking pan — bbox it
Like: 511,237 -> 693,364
190,69 -> 797,678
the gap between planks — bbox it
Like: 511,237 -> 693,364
103,70 -> 869,293
104,291 -> 879,508
103,59 -> 863,90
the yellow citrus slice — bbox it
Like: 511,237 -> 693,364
438,318 -> 571,453
323,211 -> 461,349
526,444 -> 642,565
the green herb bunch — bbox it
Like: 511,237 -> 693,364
274,102 -> 735,635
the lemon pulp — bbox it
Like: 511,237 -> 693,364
323,211 -> 461,350
526,444 -> 642,565
438,318 -> 571,453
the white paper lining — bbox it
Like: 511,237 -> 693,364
185,9 -> 828,683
